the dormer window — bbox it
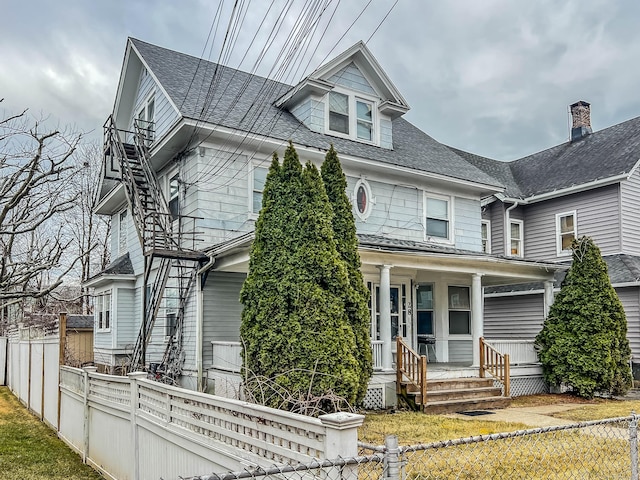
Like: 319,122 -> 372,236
329,92 -> 349,134
326,90 -> 376,144
357,100 -> 373,141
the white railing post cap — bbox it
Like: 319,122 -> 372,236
128,371 -> 148,380
83,366 -> 98,373
319,412 -> 365,429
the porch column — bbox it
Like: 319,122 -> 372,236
471,273 -> 483,367
378,265 -> 393,371
543,280 -> 555,318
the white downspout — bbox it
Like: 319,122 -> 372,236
504,201 -> 520,255
196,256 -> 215,392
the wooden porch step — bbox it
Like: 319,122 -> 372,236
423,396 -> 512,415
399,377 -> 511,414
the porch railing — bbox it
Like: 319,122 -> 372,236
479,337 -> 510,397
371,340 -> 383,370
396,337 -> 427,408
483,339 -> 538,365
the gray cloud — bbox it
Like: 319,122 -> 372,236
2,0 -> 639,161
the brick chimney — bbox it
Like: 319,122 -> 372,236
570,101 -> 592,142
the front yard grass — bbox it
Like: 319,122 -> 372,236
359,395 -> 637,479
0,387 -> 103,480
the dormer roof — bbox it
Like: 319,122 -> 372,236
275,41 -> 409,119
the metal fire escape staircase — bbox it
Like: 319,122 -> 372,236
103,116 -> 204,381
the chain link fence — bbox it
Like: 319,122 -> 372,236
177,414 -> 640,480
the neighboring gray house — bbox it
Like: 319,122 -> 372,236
454,101 -> 640,378
88,38 -> 561,410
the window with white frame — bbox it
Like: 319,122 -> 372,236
356,100 -> 373,141
509,220 -> 524,257
168,174 -> 179,220
556,211 -> 577,255
251,166 -> 268,215
448,286 -> 470,335
137,95 -> 155,143
326,90 -> 376,143
96,290 -> 112,331
481,220 -> 491,253
354,178 -> 373,220
118,210 -> 127,255
424,194 -> 450,241
165,287 -> 178,338
328,92 -> 349,134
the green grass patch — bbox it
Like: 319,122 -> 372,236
0,387 -> 103,479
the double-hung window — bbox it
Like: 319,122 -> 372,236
251,166 -> 268,215
137,95 -> 155,144
327,91 -> 376,143
165,287 -> 178,338
481,220 -> 491,253
168,174 -> 179,220
556,211 -> 577,255
96,291 -> 111,331
356,100 -> 373,141
118,210 -> 127,255
425,194 -> 450,241
448,286 -> 470,335
509,220 -> 524,257
328,92 -> 349,134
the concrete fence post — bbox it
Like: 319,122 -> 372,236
319,412 -> 365,480
383,435 -> 401,480
631,413 -> 638,480
129,372 -> 147,480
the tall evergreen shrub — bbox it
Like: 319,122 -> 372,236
240,143 -> 360,411
535,236 -> 632,398
321,145 -> 372,402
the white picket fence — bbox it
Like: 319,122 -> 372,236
0,335 -> 363,480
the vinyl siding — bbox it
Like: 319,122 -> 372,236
202,272 -> 245,367
180,285 -> 199,370
130,68 -> 178,142
454,197 -> 482,252
329,62 -> 376,95
380,118 -> 392,149
484,294 -> 544,340
621,169 -> 640,255
290,98 -> 324,134
116,288 -> 137,348
618,287 -> 640,361
486,202 -> 505,256
523,185 -> 621,261
448,340 -> 472,363
345,177 -> 424,242
193,148 -> 256,246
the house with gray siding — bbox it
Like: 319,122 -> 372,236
88,38 -> 561,409
455,101 -> 640,379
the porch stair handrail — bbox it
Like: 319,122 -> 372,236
396,337 -> 427,409
479,337 -> 511,397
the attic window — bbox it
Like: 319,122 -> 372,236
356,100 -> 373,141
329,92 -> 349,134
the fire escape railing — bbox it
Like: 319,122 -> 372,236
103,115 -> 203,378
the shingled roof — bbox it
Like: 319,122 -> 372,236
450,115 -> 640,199
130,38 -> 502,189
485,254 -> 640,294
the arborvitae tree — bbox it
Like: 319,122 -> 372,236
240,143 -> 360,412
535,236 -> 632,398
321,145 -> 372,403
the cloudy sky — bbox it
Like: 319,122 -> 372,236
2,0 -> 640,161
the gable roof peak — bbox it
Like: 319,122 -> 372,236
276,41 -> 409,118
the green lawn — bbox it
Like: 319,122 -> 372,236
0,387 -> 103,480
